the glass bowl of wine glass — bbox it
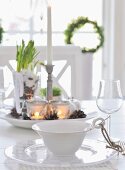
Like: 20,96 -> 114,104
96,80 -> 123,135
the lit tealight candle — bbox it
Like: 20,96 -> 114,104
31,111 -> 44,120
27,100 -> 47,120
57,105 -> 70,119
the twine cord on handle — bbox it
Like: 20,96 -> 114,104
100,123 -> 123,153
93,117 -> 123,153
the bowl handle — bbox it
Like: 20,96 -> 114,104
91,117 -> 106,129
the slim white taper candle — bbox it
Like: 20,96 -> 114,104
47,4 -> 52,65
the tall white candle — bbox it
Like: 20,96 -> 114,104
47,4 -> 52,65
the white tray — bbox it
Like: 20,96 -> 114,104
0,109 -> 98,129
0,98 -> 99,129
5,139 -> 116,167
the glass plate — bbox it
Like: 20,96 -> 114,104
5,139 -> 116,167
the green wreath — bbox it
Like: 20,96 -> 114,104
64,17 -> 104,53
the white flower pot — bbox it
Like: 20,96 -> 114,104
13,71 -> 39,113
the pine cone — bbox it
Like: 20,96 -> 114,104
69,110 -> 87,119
44,111 -> 58,120
10,108 -> 20,118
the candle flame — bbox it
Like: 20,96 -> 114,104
57,110 -> 66,119
56,105 -> 70,119
34,112 -> 40,117
31,112 -> 44,120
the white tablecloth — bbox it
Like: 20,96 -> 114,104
1,100 -> 125,170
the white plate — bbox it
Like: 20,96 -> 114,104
0,110 -> 98,129
5,139 -> 116,167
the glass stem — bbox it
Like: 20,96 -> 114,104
107,114 -> 111,137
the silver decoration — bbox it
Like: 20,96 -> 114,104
45,65 -> 54,101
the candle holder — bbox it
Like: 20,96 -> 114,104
27,100 -> 47,120
40,100 -> 76,120
45,65 -> 54,101
51,100 -> 75,119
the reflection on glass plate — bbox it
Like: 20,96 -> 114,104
5,139 -> 116,167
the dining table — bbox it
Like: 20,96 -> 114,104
0,100 -> 125,170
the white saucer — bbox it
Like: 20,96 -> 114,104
0,109 -> 98,129
5,139 -> 116,167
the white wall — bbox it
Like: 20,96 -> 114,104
113,0 -> 125,96
103,0 -> 125,96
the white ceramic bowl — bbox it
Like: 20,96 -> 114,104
32,120 -> 92,156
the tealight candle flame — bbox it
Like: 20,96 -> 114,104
57,110 -> 65,119
34,111 -> 40,118
57,105 -> 70,119
31,111 -> 44,120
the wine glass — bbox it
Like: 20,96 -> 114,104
96,80 -> 123,137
